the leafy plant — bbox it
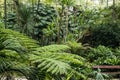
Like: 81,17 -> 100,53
0,28 -> 90,80
30,44 -> 88,80
34,44 -> 70,53
0,28 -> 38,80
90,68 -> 110,80
81,6 -> 120,48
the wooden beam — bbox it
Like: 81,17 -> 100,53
93,65 -> 120,69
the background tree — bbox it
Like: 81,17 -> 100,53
4,0 -> 7,28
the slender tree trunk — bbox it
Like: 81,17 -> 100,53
112,0 -> 116,19
55,0 -> 60,43
4,0 -> 7,28
107,0 -> 109,7
65,6 -> 69,43
13,0 -> 24,33
113,0 -> 115,7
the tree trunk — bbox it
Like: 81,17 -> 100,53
65,6 -> 69,43
107,0 -> 109,7
112,0 -> 116,19
55,0 -> 60,43
4,0 -> 7,28
113,0 -> 115,7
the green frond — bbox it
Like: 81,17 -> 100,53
0,58 -> 11,73
70,69 -> 86,80
31,51 -> 85,66
30,50 -> 86,79
34,58 -> 71,75
0,49 -> 20,59
0,29 -> 39,50
34,44 -> 70,53
0,58 -> 31,80
2,38 -> 26,53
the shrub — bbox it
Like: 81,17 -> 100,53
82,22 -> 120,48
86,45 -> 120,65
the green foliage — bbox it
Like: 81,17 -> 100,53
87,45 -> 120,65
7,12 -> 16,29
91,69 -> 110,80
82,22 -> 120,47
42,21 -> 57,45
33,3 -> 56,40
59,0 -> 75,6
0,28 -> 39,49
81,6 -> 120,48
67,41 -> 84,54
0,28 -> 90,80
6,3 -> 56,45
30,44 -> 87,80
3,1 -> 120,79
67,41 -> 91,59
34,44 -> 70,53
0,28 -> 37,79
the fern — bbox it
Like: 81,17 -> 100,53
30,45 -> 86,79
0,29 -> 88,80
31,52 -> 84,66
0,28 -> 37,80
0,59 -> 31,80
0,29 -> 39,50
37,58 -> 71,75
34,44 -> 70,53
0,49 -> 20,59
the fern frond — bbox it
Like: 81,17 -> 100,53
0,29 -> 39,50
31,51 -> 85,66
33,58 -> 71,75
0,49 -> 20,59
34,44 -> 70,53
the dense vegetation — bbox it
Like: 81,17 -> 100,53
0,0 -> 120,80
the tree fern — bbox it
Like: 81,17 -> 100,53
0,28 -> 88,80
0,57 -> 30,78
31,52 -> 84,66
0,49 -> 20,59
0,28 -> 37,80
30,44 -> 87,79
